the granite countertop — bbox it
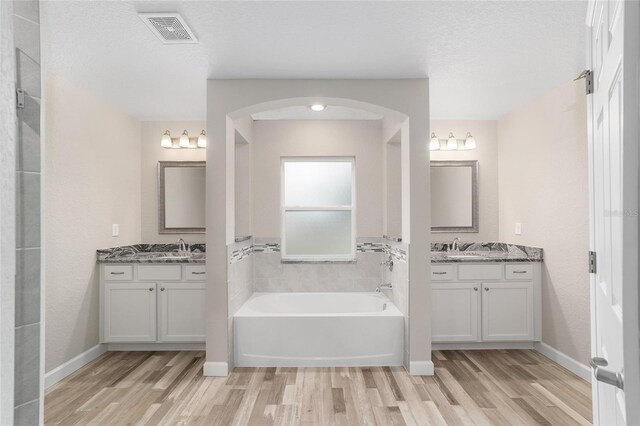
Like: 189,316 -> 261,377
97,243 -> 206,264
97,241 -> 542,264
430,242 -> 543,263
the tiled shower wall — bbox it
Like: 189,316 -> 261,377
13,0 -> 42,423
253,237 -> 384,292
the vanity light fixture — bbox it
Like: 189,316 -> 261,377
310,104 -> 326,112
429,133 -> 440,151
429,131 -> 477,151
161,130 -> 173,148
179,130 -> 191,148
445,132 -> 458,150
197,130 -> 207,148
160,129 -> 206,149
463,132 -> 476,150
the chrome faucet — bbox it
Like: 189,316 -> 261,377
376,283 -> 393,292
381,255 -> 394,271
178,238 -> 190,256
449,237 -> 460,252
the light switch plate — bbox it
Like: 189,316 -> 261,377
515,222 -> 522,235
112,224 -> 119,237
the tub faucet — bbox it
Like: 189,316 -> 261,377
376,283 -> 393,292
381,255 -> 394,271
449,237 -> 460,252
178,238 -> 190,256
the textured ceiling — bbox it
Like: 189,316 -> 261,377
41,1 -> 587,121
252,105 -> 383,121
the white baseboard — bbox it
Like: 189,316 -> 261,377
203,361 -> 229,376
45,343 -> 107,389
433,341 -> 534,351
534,342 -> 592,383
409,361 -> 434,376
107,343 -> 205,351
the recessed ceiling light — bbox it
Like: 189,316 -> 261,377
310,104 -> 326,112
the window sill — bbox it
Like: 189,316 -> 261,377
280,259 -> 356,264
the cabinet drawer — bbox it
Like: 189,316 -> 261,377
137,265 -> 182,281
458,264 -> 503,280
431,265 -> 454,281
104,265 -> 133,281
185,265 -> 207,281
505,264 -> 533,280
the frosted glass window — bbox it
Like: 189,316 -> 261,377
282,158 -> 355,260
284,162 -> 352,206
284,211 -> 352,256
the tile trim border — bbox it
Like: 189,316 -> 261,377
229,241 -> 384,264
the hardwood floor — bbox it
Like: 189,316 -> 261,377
44,350 -> 592,425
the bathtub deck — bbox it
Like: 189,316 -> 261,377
44,350 -> 592,425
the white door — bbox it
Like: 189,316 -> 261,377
158,282 -> 206,342
481,282 -> 534,341
103,282 -> 157,342
432,283 -> 480,342
587,0 -> 640,424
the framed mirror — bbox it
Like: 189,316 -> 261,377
430,160 -> 478,233
158,161 -> 206,234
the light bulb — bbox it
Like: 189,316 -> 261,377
310,104 -> 326,112
161,130 -> 172,148
446,132 -> 458,150
180,130 -> 190,148
197,130 -> 207,148
429,133 -> 440,151
464,132 -> 476,150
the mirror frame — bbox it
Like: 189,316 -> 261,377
158,161 -> 206,234
430,160 -> 479,233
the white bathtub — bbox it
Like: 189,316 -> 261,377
234,292 -> 404,367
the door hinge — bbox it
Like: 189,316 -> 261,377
16,88 -> 25,108
575,70 -> 593,95
589,251 -> 597,274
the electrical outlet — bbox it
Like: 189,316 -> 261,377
112,224 -> 119,237
515,222 -> 522,235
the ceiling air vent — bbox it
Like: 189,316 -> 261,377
139,13 -> 198,44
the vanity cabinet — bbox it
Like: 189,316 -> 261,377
158,282 -> 206,342
431,262 -> 541,346
432,283 -> 480,342
100,264 -> 206,344
481,282 -> 534,341
103,282 -> 157,342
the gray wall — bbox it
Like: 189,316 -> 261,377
13,0 -> 42,423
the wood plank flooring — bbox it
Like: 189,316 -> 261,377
44,350 -> 592,425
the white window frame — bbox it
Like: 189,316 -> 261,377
281,157 -> 356,262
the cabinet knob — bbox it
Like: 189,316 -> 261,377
484,287 -> 489,291
149,288 -> 154,291
473,287 -> 478,291
160,288 -> 165,291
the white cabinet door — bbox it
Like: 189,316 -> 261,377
482,282 -> 534,341
432,283 -> 480,342
103,282 -> 157,342
158,282 -> 206,342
